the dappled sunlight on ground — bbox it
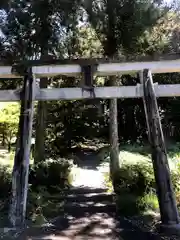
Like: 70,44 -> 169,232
72,167 -> 107,189
1,147 -> 170,239
38,213 -> 119,240
70,148 -> 109,189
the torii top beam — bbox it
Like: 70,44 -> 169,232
1,53 -> 180,78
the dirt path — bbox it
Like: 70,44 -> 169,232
18,150 -> 163,239
22,186 -> 162,240
71,149 -> 109,189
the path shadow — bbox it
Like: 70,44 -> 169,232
71,148 -> 103,170
19,186 -> 118,240
18,186 -> 163,240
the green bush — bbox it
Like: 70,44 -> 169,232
115,194 -> 143,216
171,171 -> 180,193
0,166 -> 11,199
139,193 -> 159,212
106,163 -> 158,215
27,186 -> 65,224
0,165 -> 11,215
115,193 -> 159,216
110,163 -> 155,196
105,161 -> 180,216
29,158 -> 72,193
27,158 -> 73,223
105,161 -> 180,195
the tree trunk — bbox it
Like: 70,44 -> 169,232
9,68 -> 35,227
142,69 -> 180,230
109,76 -> 120,190
34,78 -> 48,163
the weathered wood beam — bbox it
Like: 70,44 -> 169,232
9,68 -> 36,227
0,86 -> 139,101
1,84 -> 180,101
38,86 -> 139,100
0,66 -> 21,78
1,55 -> 180,78
142,69 -> 180,234
32,59 -> 180,77
0,90 -> 20,101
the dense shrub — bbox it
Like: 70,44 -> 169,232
27,158 -> 73,223
110,163 -> 155,195
0,166 -> 11,199
115,193 -> 142,216
29,158 -> 72,193
0,165 -> 12,217
140,193 -> 159,212
27,186 -> 66,224
105,161 -> 180,216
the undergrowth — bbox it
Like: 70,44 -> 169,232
0,158 -> 73,226
103,143 -> 180,217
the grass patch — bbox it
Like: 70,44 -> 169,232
98,143 -> 180,170
119,151 -> 151,165
121,144 -> 150,156
140,193 -> 159,212
115,193 -> 158,216
103,143 -> 180,218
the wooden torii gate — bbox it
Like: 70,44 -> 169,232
1,54 -> 180,234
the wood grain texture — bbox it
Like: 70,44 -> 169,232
142,69 -> 179,225
9,70 -> 36,227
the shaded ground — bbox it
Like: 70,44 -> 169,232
18,186 -> 163,240
16,149 -> 164,240
0,147 -> 170,239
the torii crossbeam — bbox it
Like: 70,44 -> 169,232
1,54 -> 180,101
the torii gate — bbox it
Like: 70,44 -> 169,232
1,53 -> 180,234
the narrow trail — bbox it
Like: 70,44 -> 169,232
23,150 -> 163,240
71,151 -> 108,189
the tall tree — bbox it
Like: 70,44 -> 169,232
84,0 -> 163,186
2,0 -> 80,163
1,0 -> 80,226
84,0 -> 180,231
33,0 -> 80,163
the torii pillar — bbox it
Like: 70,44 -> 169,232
9,67 -> 36,227
142,69 -> 180,235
